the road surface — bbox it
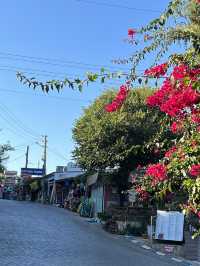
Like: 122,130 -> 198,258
0,200 -> 187,266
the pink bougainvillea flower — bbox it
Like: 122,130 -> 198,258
165,146 -> 177,158
135,186 -> 149,201
146,78 -> 173,107
146,163 -> 168,185
191,109 -> 200,124
170,121 -> 183,134
128,28 -> 136,38
171,64 -> 188,80
146,65 -> 200,118
189,164 -> 200,177
105,84 -> 129,113
191,140 -> 198,148
144,63 -> 168,78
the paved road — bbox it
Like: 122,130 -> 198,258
0,200 -> 186,266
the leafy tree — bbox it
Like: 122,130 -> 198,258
0,143 -> 14,185
72,88 -> 172,199
0,143 -> 13,173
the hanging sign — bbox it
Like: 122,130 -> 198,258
21,168 -> 44,176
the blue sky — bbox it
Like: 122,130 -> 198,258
0,0 -> 171,174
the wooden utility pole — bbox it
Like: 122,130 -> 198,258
25,145 -> 29,168
41,135 -> 47,203
43,135 -> 47,175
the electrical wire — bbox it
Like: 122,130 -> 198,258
8,154 -> 25,163
0,51 -> 130,72
0,102 -> 40,140
36,142 -> 67,162
0,113 -> 36,141
0,64 -> 135,85
48,146 -> 68,161
73,0 -> 161,13
0,87 -> 91,103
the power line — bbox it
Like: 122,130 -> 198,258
8,154 -> 25,163
0,101 -> 40,139
48,146 -> 68,161
0,51 -> 130,72
36,142 -> 67,162
0,65 -> 85,79
13,142 -> 36,149
0,113 -> 36,141
73,0 -> 161,13
0,87 -> 92,103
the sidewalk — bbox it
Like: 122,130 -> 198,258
66,211 -> 199,266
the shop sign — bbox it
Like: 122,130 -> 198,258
21,168 -> 44,176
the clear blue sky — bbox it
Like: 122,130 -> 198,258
0,0 -> 171,174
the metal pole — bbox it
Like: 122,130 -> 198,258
25,145 -> 29,168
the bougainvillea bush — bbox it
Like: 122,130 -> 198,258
125,0 -> 200,238
104,0 -> 200,237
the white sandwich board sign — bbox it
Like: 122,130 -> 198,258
155,211 -> 184,241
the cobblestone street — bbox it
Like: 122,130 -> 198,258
0,200 -> 187,266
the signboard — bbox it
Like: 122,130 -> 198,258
5,171 -> 17,177
155,211 -> 184,242
21,168 -> 44,176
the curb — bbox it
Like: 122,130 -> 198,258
123,235 -> 199,265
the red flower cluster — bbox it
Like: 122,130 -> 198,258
189,164 -> 200,177
105,84 -> 129,112
146,78 -> 172,107
146,163 -> 168,185
161,86 -> 199,117
147,65 -> 200,118
191,109 -> 200,124
128,28 -> 136,38
144,63 -> 168,78
171,64 -> 188,80
183,204 -> 200,220
135,186 -> 149,201
191,140 -> 198,148
165,146 -> 177,158
170,121 -> 184,134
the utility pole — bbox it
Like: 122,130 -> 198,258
25,145 -> 29,168
42,135 -> 47,175
41,135 -> 47,203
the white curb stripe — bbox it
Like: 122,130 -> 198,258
171,258 -> 183,262
141,245 -> 151,250
156,251 -> 165,256
131,240 -> 139,244
125,235 -> 132,238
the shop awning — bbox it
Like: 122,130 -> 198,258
87,173 -> 98,186
54,170 -> 85,181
